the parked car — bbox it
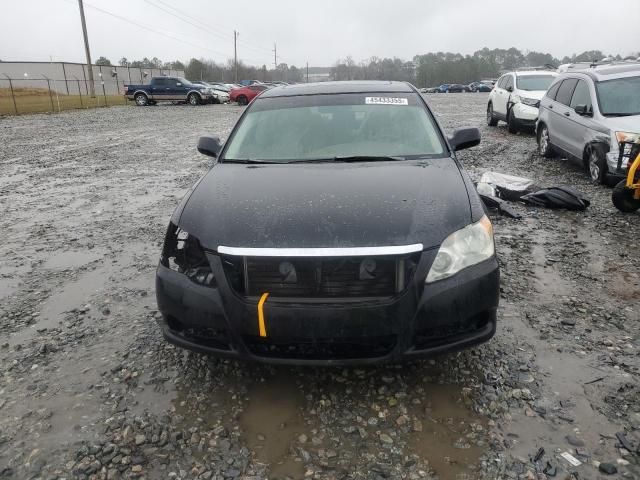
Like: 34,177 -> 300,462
436,84 -> 450,93
420,87 -> 439,93
124,77 -> 215,106
447,84 -> 469,93
468,82 -> 492,92
192,82 -> 231,103
537,63 -> 640,184
229,84 -> 270,105
487,70 -> 557,133
239,80 -> 263,86
155,81 -> 498,364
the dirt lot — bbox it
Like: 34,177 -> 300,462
1,94 -> 639,480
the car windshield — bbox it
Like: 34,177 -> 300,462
516,75 -> 555,91
177,77 -> 194,86
223,94 -> 446,162
596,76 -> 640,116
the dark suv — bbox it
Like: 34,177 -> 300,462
155,81 -> 499,364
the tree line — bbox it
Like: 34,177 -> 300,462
334,48 -> 638,87
92,47 -> 638,85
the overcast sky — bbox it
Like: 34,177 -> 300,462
1,0 -> 638,67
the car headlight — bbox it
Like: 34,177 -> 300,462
160,222 -> 216,287
426,216 -> 495,283
513,95 -> 539,107
615,132 -> 640,144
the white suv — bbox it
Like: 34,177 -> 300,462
487,70 -> 557,133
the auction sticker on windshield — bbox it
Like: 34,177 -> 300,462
365,97 -> 408,105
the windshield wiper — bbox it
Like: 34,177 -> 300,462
223,158 -> 278,164
296,155 -> 407,163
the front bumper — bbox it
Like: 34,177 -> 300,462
607,151 -> 629,178
155,252 -> 500,365
511,103 -> 539,125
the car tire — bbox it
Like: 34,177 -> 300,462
507,109 -> 519,134
188,93 -> 200,106
445,89 -> 450,93
486,103 -> 498,127
587,144 -> 608,184
537,124 -> 554,158
237,95 -> 248,106
134,93 -> 148,106
612,180 -> 640,212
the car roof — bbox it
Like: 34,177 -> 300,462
563,64 -> 640,81
512,70 -> 557,77
260,80 -> 414,98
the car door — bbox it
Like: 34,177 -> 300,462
548,78 -> 578,153
563,79 -> 596,158
149,77 -> 168,100
493,75 -> 511,118
167,78 -> 187,100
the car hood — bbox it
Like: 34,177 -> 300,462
602,114 -> 640,133
178,160 -> 472,251
517,90 -> 547,100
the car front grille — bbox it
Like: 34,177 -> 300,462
243,335 -> 397,360
222,255 -> 418,299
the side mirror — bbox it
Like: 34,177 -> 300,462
574,104 -> 591,116
506,85 -> 513,92
448,127 -> 481,151
197,135 -> 223,158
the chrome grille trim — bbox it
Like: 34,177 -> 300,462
217,244 -> 423,257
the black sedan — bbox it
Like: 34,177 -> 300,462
156,81 -> 500,364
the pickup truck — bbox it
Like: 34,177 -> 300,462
124,77 -> 215,106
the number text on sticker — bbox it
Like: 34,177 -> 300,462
365,97 -> 409,106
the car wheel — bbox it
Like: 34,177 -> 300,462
486,103 -> 498,127
237,95 -> 248,106
188,93 -> 200,106
445,89 -> 450,93
612,180 -> 640,212
134,93 -> 148,106
507,109 -> 519,134
587,145 -> 608,184
537,124 -> 554,158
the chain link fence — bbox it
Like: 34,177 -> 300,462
0,61 -> 185,115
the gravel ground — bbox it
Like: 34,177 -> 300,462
0,95 -> 639,480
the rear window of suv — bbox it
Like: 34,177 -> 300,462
596,76 -> 640,116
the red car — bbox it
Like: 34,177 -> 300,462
229,84 -> 270,105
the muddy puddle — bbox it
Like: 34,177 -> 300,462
407,384 -> 486,480
7,266 -> 108,346
240,372 -> 307,479
166,364 -> 489,479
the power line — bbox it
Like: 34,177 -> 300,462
63,0 -> 233,60
143,0 -> 273,57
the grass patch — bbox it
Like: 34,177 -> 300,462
0,91 -> 129,115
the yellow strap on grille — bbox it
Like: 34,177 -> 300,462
257,292 -> 269,337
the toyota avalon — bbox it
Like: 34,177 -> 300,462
155,81 -> 500,364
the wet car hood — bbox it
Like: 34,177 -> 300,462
602,114 -> 640,133
178,159 -> 472,251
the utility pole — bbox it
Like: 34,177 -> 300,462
77,0 -> 95,97
306,62 -> 309,83
273,43 -> 277,77
233,30 -> 238,83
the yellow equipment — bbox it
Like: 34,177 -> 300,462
612,143 -> 640,213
